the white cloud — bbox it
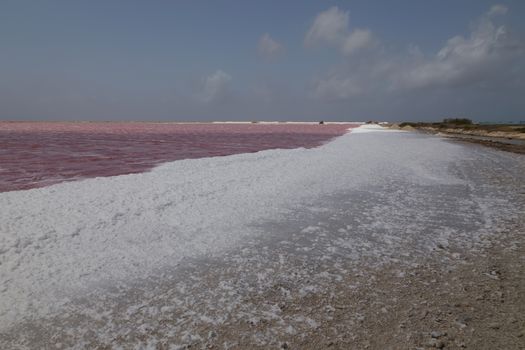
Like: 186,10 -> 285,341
258,33 -> 283,58
398,11 -> 522,89
341,29 -> 374,56
311,5 -> 524,101
305,6 -> 349,46
305,6 -> 374,56
488,4 -> 508,16
201,70 -> 232,103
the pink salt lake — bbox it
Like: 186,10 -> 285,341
0,122 -> 355,193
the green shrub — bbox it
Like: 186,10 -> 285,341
443,118 -> 473,125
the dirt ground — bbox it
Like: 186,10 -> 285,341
198,220 -> 524,350
438,136 -> 525,155
389,124 -> 525,154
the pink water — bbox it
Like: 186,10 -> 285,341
0,122 -> 355,192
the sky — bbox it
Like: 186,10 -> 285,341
1,0 -> 524,122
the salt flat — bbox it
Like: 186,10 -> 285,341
1,126 -> 523,349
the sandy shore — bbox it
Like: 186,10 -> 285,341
389,123 -> 525,154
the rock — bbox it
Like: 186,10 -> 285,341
431,330 -> 446,338
428,339 -> 446,348
456,315 -> 471,326
488,322 -> 500,330
435,340 -> 446,349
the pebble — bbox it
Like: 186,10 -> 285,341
456,315 -> 471,326
435,340 -> 446,349
431,330 -> 446,338
488,322 -> 500,330
428,338 -> 446,348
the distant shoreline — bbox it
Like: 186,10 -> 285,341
387,122 -> 525,154
0,120 -> 362,125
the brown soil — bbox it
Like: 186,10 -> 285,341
443,136 -> 525,154
182,225 -> 525,350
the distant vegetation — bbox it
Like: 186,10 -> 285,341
396,118 -> 525,134
400,118 -> 472,128
442,118 -> 473,125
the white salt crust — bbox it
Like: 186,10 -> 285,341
0,125 -> 475,326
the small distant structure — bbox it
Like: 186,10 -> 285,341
319,120 -> 324,125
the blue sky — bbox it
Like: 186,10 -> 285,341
1,0 -> 524,121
